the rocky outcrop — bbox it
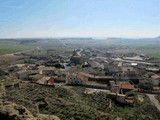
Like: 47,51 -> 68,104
0,101 -> 60,120
0,83 -> 6,98
0,100 -> 34,120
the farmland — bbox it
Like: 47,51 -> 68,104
147,53 -> 160,58
0,44 -> 34,55
138,46 -> 160,50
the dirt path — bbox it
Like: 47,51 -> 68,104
147,94 -> 160,111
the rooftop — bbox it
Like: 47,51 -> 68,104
120,83 -> 134,90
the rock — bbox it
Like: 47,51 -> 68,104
0,83 -> 6,98
0,101 -> 60,120
0,100 -> 34,120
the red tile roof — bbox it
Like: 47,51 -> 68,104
120,83 -> 134,90
47,77 -> 54,85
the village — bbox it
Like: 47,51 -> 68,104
4,47 -> 160,106
0,41 -> 160,119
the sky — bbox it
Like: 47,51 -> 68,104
0,0 -> 160,38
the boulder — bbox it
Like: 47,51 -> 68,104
0,101 -> 34,120
0,101 -> 60,120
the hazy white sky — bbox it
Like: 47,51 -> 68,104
0,0 -> 160,38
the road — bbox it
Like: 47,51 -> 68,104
112,57 -> 153,65
147,94 -> 160,111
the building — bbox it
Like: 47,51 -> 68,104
66,72 -> 115,87
151,74 -> 160,90
37,77 -> 55,86
119,83 -> 135,94
17,70 -> 30,80
115,67 -> 140,84
46,77 -> 55,85
66,73 -> 88,85
39,67 -> 56,76
109,82 -> 135,105
104,65 -> 122,76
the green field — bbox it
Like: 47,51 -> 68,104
0,44 -> 34,55
139,46 -> 160,50
147,53 -> 160,58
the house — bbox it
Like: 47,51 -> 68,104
138,79 -> 152,90
66,73 -> 88,85
104,65 -> 122,76
77,72 -> 94,81
17,69 -> 39,80
88,61 -> 104,70
27,64 -> 38,70
119,83 -> 135,94
39,67 -> 56,76
66,71 -> 115,88
70,56 -> 84,65
46,77 -> 55,85
17,70 -> 30,80
91,76 -> 114,85
67,71 -> 96,85
37,77 -> 55,86
121,67 -> 134,72
151,74 -> 160,90
109,82 -> 135,105
29,74 -> 43,82
115,68 -> 140,84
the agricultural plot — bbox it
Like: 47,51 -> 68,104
0,44 -> 34,55
147,53 -> 160,58
139,46 -> 160,50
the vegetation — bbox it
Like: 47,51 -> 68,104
138,46 -> 160,50
147,53 -> 160,58
3,82 -> 160,120
0,69 -> 7,76
40,108 -> 50,114
76,64 -> 82,69
0,44 -> 34,55
114,107 -> 136,118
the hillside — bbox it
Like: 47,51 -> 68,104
1,78 -> 160,120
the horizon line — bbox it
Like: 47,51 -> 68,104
0,35 -> 159,40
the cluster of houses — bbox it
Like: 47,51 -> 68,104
8,64 -> 65,86
7,48 -> 160,105
67,48 -> 160,104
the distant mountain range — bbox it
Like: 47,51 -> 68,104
0,36 -> 160,42
107,36 -> 160,40
106,36 -> 160,43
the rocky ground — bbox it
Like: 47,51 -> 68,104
0,100 -> 60,120
0,77 -> 160,120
